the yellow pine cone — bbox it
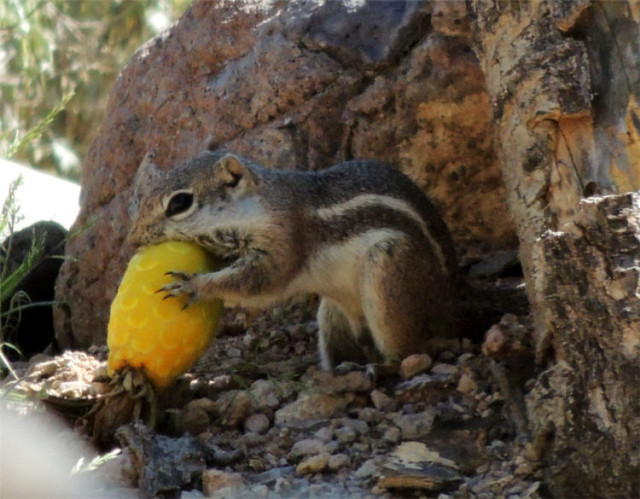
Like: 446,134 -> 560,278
107,241 -> 223,389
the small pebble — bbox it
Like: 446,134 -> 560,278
250,379 -> 280,410
352,442 -> 369,453
327,453 -> 350,471
438,350 -> 457,362
296,452 -> 330,475
383,426 -> 401,444
354,458 -> 378,479
250,484 -> 270,496
179,398 -> 217,435
226,347 -> 242,358
245,413 -> 270,434
335,426 -> 357,444
289,438 -> 331,458
312,370 -> 373,394
340,418 -> 369,435
274,477 -> 291,494
370,389 -> 393,411
400,354 -> 433,379
201,470 -> 243,496
214,390 -> 253,427
242,333 -> 257,349
265,452 -> 279,467
357,407 -> 380,423
457,352 -> 475,365
515,461 -> 535,476
431,362 -> 460,376
457,372 -> 478,395
392,410 -> 436,440
314,426 -> 334,442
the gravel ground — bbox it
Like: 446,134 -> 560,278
2,300 -> 543,498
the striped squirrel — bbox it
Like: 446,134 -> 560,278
127,150 -> 465,371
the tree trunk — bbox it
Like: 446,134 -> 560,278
469,1 -> 640,496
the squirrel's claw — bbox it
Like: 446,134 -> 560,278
157,271 -> 199,308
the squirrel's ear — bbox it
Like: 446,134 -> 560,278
215,154 -> 248,188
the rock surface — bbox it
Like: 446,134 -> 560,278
1,221 -> 67,359
54,0 -> 515,348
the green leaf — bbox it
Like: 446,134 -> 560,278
5,91 -> 75,158
0,228 -> 46,303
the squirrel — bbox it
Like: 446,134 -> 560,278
127,150 -> 468,371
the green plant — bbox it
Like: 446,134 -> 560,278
0,0 -> 189,180
0,178 -> 41,373
0,178 -> 46,303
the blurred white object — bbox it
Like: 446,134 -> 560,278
0,404 -> 105,497
0,158 -> 80,238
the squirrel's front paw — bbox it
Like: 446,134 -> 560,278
158,271 -> 200,309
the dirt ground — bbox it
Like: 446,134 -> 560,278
1,300 -> 542,498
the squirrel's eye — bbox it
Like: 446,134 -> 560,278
164,191 -> 194,218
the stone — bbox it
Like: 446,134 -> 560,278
400,354 -> 433,379
274,393 -> 354,427
457,372 -> 478,396
370,389 -> 394,411
335,426 -> 357,444
311,370 -> 373,394
392,410 -> 436,440
249,484 -> 269,496
338,418 -> 369,436
244,413 -> 270,434
274,477 -> 292,494
378,441 -> 462,492
357,407 -> 382,424
394,374 -> 458,406
242,333 -> 257,349
176,400 -> 213,436
354,458 -> 379,479
186,397 -> 217,415
288,438 -> 332,459
201,470 -> 244,496
249,379 -> 280,410
430,363 -> 460,377
314,426 -> 334,442
327,453 -> 350,471
54,0 -> 513,349
214,390 -> 254,427
1,221 -> 67,359
226,347 -> 242,358
296,452 -> 330,475
383,427 -> 402,444
515,461 -> 536,476
115,422 -> 242,497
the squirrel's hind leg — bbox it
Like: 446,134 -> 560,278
317,298 -> 372,371
360,237 -> 456,364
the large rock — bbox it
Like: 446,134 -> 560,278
2,222 -> 67,358
54,0 -> 515,348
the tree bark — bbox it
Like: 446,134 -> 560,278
469,0 -> 640,495
528,194 -> 640,497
